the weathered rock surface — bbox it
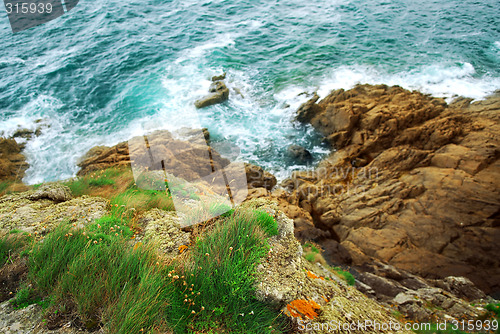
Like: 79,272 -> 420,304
248,198 -> 412,333
77,130 -> 277,191
285,84 -> 500,295
287,145 -> 313,164
194,80 -> 229,108
243,163 -> 277,191
0,299 -> 103,334
211,73 -> 226,81
354,261 -> 494,322
77,130 -> 230,179
139,208 -> 191,255
28,184 -> 72,203
0,138 -> 29,182
0,185 -> 108,234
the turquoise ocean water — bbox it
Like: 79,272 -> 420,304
1,0 -> 499,184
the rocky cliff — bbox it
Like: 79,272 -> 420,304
281,84 -> 499,298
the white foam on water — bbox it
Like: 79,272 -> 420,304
316,62 -> 500,102
0,57 -> 25,66
175,34 -> 236,64
11,40 -> 500,185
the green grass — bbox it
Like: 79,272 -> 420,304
415,324 -> 469,334
0,180 -> 28,195
63,167 -> 135,198
303,242 -> 319,253
302,242 -> 321,264
110,188 -> 174,217
0,181 -> 10,194
486,303 -> 500,317
333,267 -> 356,286
26,223 -> 178,332
64,178 -> 88,197
304,253 -> 316,262
16,207 -> 287,333
64,175 -> 116,195
87,215 -> 134,242
208,201 -> 232,217
251,210 -> 279,236
486,303 -> 500,334
182,209 -> 285,333
88,178 -> 115,187
0,233 -> 27,266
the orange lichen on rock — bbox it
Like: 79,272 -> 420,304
306,270 -> 325,280
178,245 -> 188,253
286,299 -> 321,320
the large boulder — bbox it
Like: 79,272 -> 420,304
77,130 -> 230,180
0,190 -> 108,235
243,163 -> 277,191
194,80 -> 229,108
28,184 -> 72,203
285,84 -> 500,295
78,130 -> 278,194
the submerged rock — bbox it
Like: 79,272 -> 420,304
11,128 -> 33,140
211,72 -> 226,81
194,80 -> 229,108
287,144 -> 313,164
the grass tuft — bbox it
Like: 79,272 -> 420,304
0,233 -> 28,266
14,206 -> 287,333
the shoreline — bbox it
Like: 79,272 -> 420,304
0,83 -> 499,332
2,83 -> 500,188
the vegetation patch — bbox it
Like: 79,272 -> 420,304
0,233 -> 27,266
302,242 -> 323,265
0,233 -> 31,303
5,206 -> 287,333
0,180 -> 29,196
182,209 -> 285,333
332,267 -> 356,286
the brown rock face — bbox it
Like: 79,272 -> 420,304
287,84 -> 500,295
77,130 -> 276,191
0,138 -> 29,181
77,130 -> 229,180
243,163 -> 277,191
